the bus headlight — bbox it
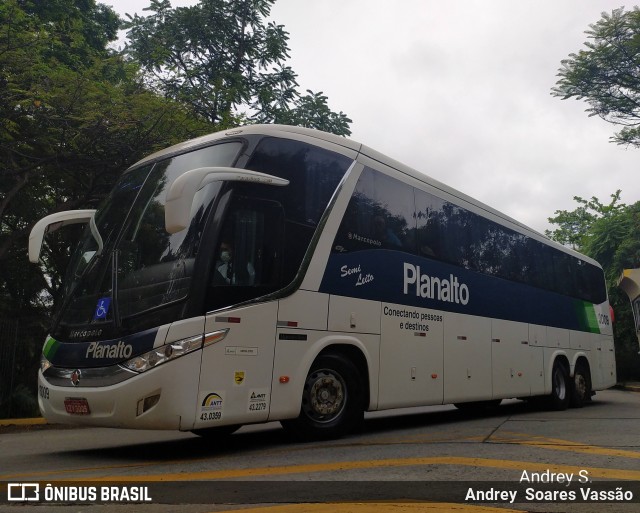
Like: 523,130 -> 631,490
123,335 -> 202,373
122,329 -> 229,373
40,353 -> 52,373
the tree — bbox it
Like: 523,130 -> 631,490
545,191 -> 625,251
552,7 -> 640,147
547,193 -> 640,381
123,0 -> 352,136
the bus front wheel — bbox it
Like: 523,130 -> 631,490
282,353 -> 364,441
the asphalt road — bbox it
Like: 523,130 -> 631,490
1,388 -> 639,513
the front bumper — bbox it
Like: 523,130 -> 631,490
37,351 -> 202,430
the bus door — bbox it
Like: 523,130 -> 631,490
491,319 -> 534,398
194,197 -> 285,430
378,303 -> 444,408
592,336 -> 616,389
443,313 -> 492,403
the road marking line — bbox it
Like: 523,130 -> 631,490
24,456 -> 640,482
345,434 -> 485,446
205,503 -> 521,513
2,432 -> 637,483
493,431 -> 640,459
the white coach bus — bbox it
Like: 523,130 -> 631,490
29,124 -> 616,440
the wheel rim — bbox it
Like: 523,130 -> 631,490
574,373 -> 587,400
302,369 -> 346,423
553,367 -> 566,400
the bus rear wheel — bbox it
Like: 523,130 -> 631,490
571,362 -> 592,408
548,360 -> 570,411
282,353 -> 364,441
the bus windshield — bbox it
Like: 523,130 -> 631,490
55,142 -> 242,339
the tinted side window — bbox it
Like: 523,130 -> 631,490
416,190 -> 450,261
333,165 -> 606,304
244,137 -> 352,287
334,167 -> 416,254
246,137 -> 351,226
206,196 -> 285,310
417,187 -> 606,303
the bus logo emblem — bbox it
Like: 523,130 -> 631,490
70,369 -> 82,387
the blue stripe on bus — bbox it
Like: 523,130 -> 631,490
319,249 -> 599,333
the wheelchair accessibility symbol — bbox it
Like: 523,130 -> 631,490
94,297 -> 111,320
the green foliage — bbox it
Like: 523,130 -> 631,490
17,0 -> 120,67
0,385 -> 40,418
552,7 -> 640,147
546,191 -> 627,272
547,193 -> 640,380
267,90 -> 353,135
123,0 -> 352,136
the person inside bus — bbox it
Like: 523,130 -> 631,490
373,215 -> 402,248
213,240 -> 256,286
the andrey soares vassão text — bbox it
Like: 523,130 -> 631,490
465,470 -> 635,504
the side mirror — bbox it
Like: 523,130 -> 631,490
164,167 -> 289,234
28,210 -> 101,263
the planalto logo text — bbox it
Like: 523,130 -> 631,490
403,263 -> 470,305
86,341 -> 133,359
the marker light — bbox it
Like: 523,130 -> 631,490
123,329 -> 229,373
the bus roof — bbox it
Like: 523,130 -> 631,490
131,124 -> 362,169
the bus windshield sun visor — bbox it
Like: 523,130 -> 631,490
164,167 -> 290,234
28,209 -> 103,263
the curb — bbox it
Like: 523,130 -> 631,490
0,417 -> 47,427
615,383 -> 640,393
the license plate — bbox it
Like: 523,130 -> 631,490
64,398 -> 90,415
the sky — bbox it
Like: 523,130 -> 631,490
105,0 -> 638,234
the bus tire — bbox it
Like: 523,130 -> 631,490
548,359 -> 570,411
571,361 -> 592,408
282,353 -> 364,441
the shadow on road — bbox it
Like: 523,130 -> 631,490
48,397 -> 610,463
